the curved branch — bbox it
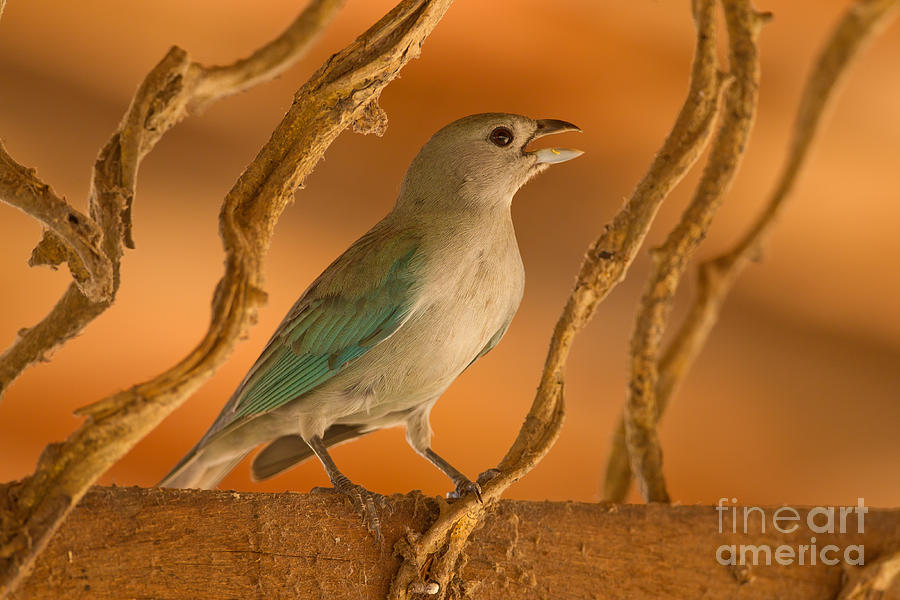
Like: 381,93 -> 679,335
389,1 -> 727,597
0,0 -> 346,400
190,0 -> 345,111
0,1 -> 453,597
0,45 -> 193,397
0,143 -> 112,302
622,0 -> 766,504
603,0 -> 900,503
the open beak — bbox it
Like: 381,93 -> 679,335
529,119 -> 583,164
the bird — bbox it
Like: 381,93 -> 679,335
159,113 -> 582,536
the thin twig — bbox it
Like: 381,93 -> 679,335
388,1 -> 727,597
622,0 -> 766,504
0,143 -> 112,302
0,0 -> 346,400
190,0 -> 344,111
603,0 -> 900,503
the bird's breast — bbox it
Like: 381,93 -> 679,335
428,230 -> 519,343
348,222 -> 525,405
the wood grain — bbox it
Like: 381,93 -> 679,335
9,486 -> 900,599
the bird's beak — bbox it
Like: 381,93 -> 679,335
529,119 -> 583,165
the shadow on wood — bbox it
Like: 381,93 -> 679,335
5,486 -> 899,598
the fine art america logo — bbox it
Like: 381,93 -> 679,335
715,498 -> 867,567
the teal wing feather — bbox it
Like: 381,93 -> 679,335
184,223 -> 424,449
161,224 -> 421,480
233,243 -> 419,419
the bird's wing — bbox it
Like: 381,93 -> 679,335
235,265 -> 416,417
202,224 -> 422,441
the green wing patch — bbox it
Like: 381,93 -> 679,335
234,246 -> 418,418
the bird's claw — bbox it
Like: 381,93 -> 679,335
447,479 -> 483,503
332,479 -> 383,541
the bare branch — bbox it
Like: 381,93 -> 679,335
191,0 -> 346,111
0,1 -> 453,596
0,143 -> 112,302
603,0 -> 900,503
661,0 -> 900,402
389,1 -> 728,597
0,0 -> 346,400
622,0 -> 766,504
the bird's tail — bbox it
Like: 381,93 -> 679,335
250,424 -> 369,481
158,385 -> 250,489
158,441 -> 250,490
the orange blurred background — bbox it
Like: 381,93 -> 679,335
1,1 -> 898,507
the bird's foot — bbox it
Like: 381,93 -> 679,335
447,478 -> 483,503
329,477 -> 384,541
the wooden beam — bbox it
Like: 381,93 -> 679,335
7,486 -> 899,598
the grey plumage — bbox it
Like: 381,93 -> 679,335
160,113 -> 581,529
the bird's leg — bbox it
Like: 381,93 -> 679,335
422,448 -> 483,503
307,435 -> 382,541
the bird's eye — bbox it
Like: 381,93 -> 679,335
489,126 -> 514,147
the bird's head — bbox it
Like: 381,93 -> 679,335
397,113 -> 582,214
